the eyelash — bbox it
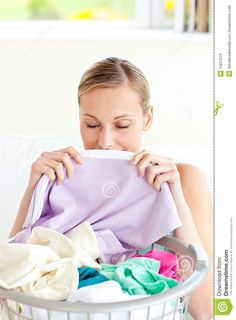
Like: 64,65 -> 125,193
86,125 -> 129,129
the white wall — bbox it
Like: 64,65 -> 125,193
0,28 -> 213,240
0,29 -> 212,148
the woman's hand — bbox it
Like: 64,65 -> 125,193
130,149 -> 183,199
29,146 -> 84,187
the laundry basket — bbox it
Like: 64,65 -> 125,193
0,235 -> 209,320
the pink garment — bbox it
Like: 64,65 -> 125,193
133,249 -> 181,282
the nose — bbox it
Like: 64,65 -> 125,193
98,126 -> 115,150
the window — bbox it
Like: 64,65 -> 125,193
0,1 -> 210,33
0,0 -> 135,21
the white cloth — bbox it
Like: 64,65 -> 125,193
67,280 -> 148,303
28,225 -> 101,269
0,243 -> 78,300
65,221 -> 100,261
0,225 -> 101,300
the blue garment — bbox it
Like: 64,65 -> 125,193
78,267 -> 108,288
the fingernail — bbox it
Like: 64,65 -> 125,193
76,156 -> 84,163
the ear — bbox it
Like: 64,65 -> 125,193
143,105 -> 154,131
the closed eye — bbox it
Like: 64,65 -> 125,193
86,124 -> 129,129
116,125 -> 129,129
87,124 -> 100,128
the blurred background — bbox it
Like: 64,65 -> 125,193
0,0 -> 212,239
0,0 -> 212,147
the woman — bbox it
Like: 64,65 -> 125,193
10,57 -> 213,319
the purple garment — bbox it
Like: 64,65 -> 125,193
15,150 -> 181,263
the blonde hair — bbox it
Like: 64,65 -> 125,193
78,57 -> 150,113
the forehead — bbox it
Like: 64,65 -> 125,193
79,84 -> 143,118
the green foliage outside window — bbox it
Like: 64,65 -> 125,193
0,0 -> 135,21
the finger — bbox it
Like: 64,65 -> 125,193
52,162 -> 64,185
130,150 -> 173,166
135,153 -> 153,177
54,146 -> 84,164
146,164 -> 174,185
153,171 -> 174,191
41,152 -> 75,179
38,156 -> 65,184
130,149 -> 148,164
39,156 -> 73,183
32,161 -> 56,182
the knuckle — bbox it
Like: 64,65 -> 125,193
62,153 -> 70,161
174,170 -> 180,179
67,146 -> 75,153
38,156 -> 45,162
147,166 -> 156,175
55,162 -> 63,171
144,153 -> 151,160
31,161 -> 38,171
47,168 -> 55,176
41,151 -> 48,157
155,175 -> 162,183
147,175 -> 153,184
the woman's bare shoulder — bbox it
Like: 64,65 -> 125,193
176,162 -> 210,196
176,162 -> 205,177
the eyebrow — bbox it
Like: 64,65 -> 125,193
82,113 -> 135,120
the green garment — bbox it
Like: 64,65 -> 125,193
101,257 -> 178,295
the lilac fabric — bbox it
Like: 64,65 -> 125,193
15,150 -> 181,264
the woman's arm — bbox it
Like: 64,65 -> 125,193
130,150 -> 213,320
9,146 -> 83,238
9,183 -> 36,238
176,163 -> 213,320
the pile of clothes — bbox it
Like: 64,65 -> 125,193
0,150 -> 182,313
0,222 -> 180,302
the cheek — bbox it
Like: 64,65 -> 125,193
80,125 -> 95,145
117,127 -> 142,147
